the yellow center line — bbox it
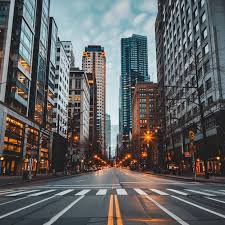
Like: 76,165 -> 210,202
114,195 -> 124,225
107,194 -> 114,225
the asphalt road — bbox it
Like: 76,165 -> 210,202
0,168 -> 225,225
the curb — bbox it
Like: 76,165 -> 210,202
0,172 -> 92,188
145,171 -> 225,184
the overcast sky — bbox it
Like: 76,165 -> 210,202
51,0 -> 158,125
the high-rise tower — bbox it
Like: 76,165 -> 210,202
119,34 -> 149,149
82,45 -> 106,155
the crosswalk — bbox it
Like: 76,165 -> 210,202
1,188 -> 225,198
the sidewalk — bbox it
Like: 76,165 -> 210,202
0,172 -> 84,187
145,171 -> 225,184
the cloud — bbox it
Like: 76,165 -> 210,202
133,13 -> 148,26
102,0 -> 131,27
137,0 -> 158,14
51,0 -> 158,125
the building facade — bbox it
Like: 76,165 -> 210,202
52,40 -> 70,138
105,114 -> 111,159
132,82 -> 159,165
86,72 -> 97,156
119,34 -> 149,151
61,41 -> 75,67
156,0 -> 225,174
82,45 -> 106,155
68,67 -> 90,161
0,0 -> 53,175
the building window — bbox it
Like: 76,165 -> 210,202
205,78 -> 212,90
202,28 -> 207,40
208,96 -> 213,106
203,44 -> 209,55
204,60 -> 210,74
201,12 -> 206,24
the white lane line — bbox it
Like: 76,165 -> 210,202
29,189 -> 56,197
166,189 -> 188,196
55,189 -> 74,196
96,189 -> 107,195
204,190 -> 225,196
6,190 -> 39,197
141,191 -> 189,225
134,188 -> 148,196
75,189 -> 91,196
184,189 -> 215,197
205,197 -> 225,204
0,190 -> 25,195
43,196 -> 84,225
150,189 -> 168,196
172,195 -> 225,219
0,195 -> 55,219
0,196 -> 30,206
116,189 -> 128,195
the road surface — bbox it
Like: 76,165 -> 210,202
0,168 -> 225,225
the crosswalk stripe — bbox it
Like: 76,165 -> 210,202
96,189 -> 107,195
166,189 -> 188,196
204,190 -> 225,195
205,197 -> 225,204
6,190 -> 39,197
184,189 -> 215,196
134,188 -> 148,196
0,190 -> 25,195
55,189 -> 74,196
150,189 -> 168,196
219,190 -> 225,193
116,189 -> 128,195
75,189 -> 91,196
29,189 -> 56,196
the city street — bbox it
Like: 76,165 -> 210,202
0,168 -> 225,225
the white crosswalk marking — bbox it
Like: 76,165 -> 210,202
134,188 -> 148,196
166,189 -> 188,196
75,189 -> 91,196
0,190 -> 25,195
96,189 -> 107,195
6,190 -> 39,197
116,189 -> 128,195
204,190 -> 225,195
29,189 -> 56,197
55,189 -> 74,196
205,197 -> 225,204
219,190 -> 225,193
150,189 -> 168,196
184,189 -> 216,196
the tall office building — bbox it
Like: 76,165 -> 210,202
105,114 -> 111,159
82,45 -> 106,155
68,67 -> 90,159
61,41 -> 75,67
52,40 -> 70,138
0,0 -> 52,175
45,17 -> 58,130
119,34 -> 149,150
156,0 -> 225,173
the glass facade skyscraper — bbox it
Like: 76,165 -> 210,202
119,34 -> 149,148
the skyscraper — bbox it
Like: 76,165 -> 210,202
82,45 -> 106,155
156,0 -> 225,173
105,114 -> 111,159
119,34 -> 149,150
0,0 -> 52,175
